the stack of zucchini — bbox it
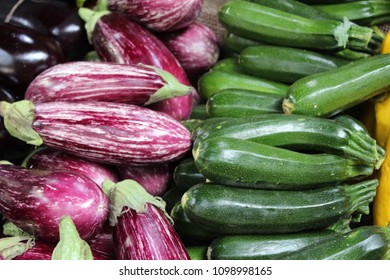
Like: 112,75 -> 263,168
168,0 -> 390,260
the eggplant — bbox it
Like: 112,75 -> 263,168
23,147 -> 118,187
0,0 -> 90,61
106,0 -> 203,32
103,179 -> 190,260
79,9 -> 200,120
24,61 -> 192,105
0,236 -> 35,260
117,163 -> 171,196
87,225 -> 116,260
0,165 -> 109,243
158,22 -> 220,77
0,23 -> 66,99
0,100 -> 192,166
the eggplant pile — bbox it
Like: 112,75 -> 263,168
0,0 -> 222,260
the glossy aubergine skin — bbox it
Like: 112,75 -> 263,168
0,23 -> 66,99
0,0 -> 90,61
114,205 -> 190,260
0,165 -> 109,243
93,12 -> 198,120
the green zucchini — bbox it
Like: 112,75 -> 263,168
284,225 -> 390,260
189,104 -> 209,120
210,57 -> 244,73
162,183 -> 184,214
238,45 -> 349,83
207,230 -> 339,260
283,53 -> 390,118
198,70 -> 288,100
181,119 -> 203,134
219,0 -> 374,51
192,114 -> 384,171
193,137 -> 374,189
332,114 -> 369,134
181,180 -> 378,234
187,246 -> 208,260
206,89 -> 284,118
223,32 -> 264,53
173,158 -> 206,193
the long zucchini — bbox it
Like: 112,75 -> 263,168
181,180 -> 378,234
193,137 -> 374,189
283,53 -> 390,117
192,114 -> 384,170
238,45 -> 349,83
206,89 -> 284,118
219,0 -> 374,51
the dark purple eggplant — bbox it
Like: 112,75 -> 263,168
0,0 -> 90,61
24,61 -> 192,105
117,163 -> 171,196
23,147 -> 118,187
0,23 -> 66,99
103,179 -> 190,260
80,9 -> 200,120
158,21 -> 220,77
106,0 -> 203,32
0,100 -> 192,166
0,165 -> 109,243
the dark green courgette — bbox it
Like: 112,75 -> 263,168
193,137 -> 374,189
210,57 -> 245,73
181,119 -> 203,134
189,104 -> 209,120
219,0 -> 374,51
192,114 -> 384,171
206,89 -> 283,118
187,246 -> 208,260
207,230 -> 339,260
284,225 -> 390,260
238,45 -> 349,83
181,180 -> 378,234
198,70 -> 288,100
173,158 -> 206,193
223,32 -> 264,53
283,53 -> 390,117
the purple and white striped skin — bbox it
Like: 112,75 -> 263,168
107,0 -> 203,32
12,241 -> 54,260
88,11 -> 200,120
24,62 -> 192,105
117,163 -> 171,196
0,165 -> 109,243
87,225 -> 116,260
158,22 -> 220,77
25,148 -> 118,187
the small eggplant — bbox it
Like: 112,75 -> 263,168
79,9 -> 200,120
0,23 -> 66,99
117,163 -> 171,196
24,61 -> 192,105
158,22 -> 220,77
0,165 -> 109,243
23,147 -> 118,187
0,0 -> 90,60
105,0 -> 203,32
0,100 -> 192,166
103,179 -> 190,260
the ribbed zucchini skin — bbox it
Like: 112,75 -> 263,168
283,54 -> 390,117
206,89 -> 284,118
207,230 -> 339,260
238,45 -> 349,83
284,225 -> 390,260
181,180 -> 378,235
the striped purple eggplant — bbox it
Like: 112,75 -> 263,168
158,22 -> 220,77
117,163 -> 171,196
0,100 -> 192,166
87,225 -> 116,260
103,180 -> 190,260
79,9 -> 200,120
24,147 -> 118,187
106,0 -> 203,32
0,165 -> 109,243
24,61 -> 192,105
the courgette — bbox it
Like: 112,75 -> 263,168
181,180 -> 378,234
284,225 -> 390,260
193,137 -> 374,189
181,119 -> 203,134
189,104 -> 209,120
192,114 -> 384,170
238,45 -> 349,83
219,0 -> 374,51
211,57 -> 244,73
173,158 -> 206,193
223,32 -> 264,53
283,53 -> 390,117
198,70 -> 288,100
207,230 -> 339,260
206,89 -> 284,118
